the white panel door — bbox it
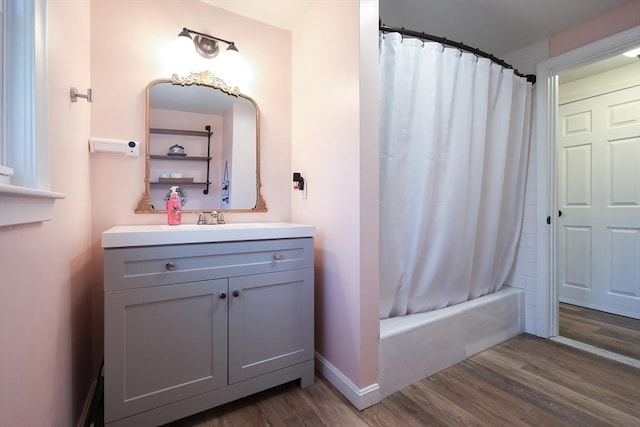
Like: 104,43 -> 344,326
558,84 -> 640,319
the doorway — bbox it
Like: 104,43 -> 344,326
557,57 -> 640,308
556,56 -> 640,360
536,25 -> 640,364
555,55 -> 640,360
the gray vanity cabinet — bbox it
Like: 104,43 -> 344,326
103,237 -> 314,427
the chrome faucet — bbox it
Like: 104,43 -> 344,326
206,211 -> 225,224
197,211 -> 225,225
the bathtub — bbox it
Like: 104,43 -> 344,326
378,286 -> 524,399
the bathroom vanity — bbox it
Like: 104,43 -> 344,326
102,223 -> 315,427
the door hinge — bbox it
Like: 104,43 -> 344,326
546,216 -> 551,225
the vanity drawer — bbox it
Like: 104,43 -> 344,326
104,238 -> 313,291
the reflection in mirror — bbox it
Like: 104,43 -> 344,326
136,72 -> 266,213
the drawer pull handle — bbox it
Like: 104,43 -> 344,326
232,290 -> 240,298
165,262 -> 176,271
219,292 -> 227,299
273,252 -> 283,260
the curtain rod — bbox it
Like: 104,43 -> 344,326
380,23 -> 536,84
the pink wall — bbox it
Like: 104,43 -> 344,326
0,2 -> 291,426
292,0 -> 379,392
88,0 -> 291,231
549,0 -> 640,57
88,0 -> 293,368
0,1 -> 93,426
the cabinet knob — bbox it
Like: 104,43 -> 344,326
273,252 -> 283,260
219,292 -> 227,299
232,290 -> 240,298
165,262 -> 176,271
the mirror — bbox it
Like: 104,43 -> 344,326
136,71 -> 266,213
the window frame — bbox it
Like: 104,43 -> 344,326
0,0 -> 65,228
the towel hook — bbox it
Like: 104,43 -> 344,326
70,87 -> 93,103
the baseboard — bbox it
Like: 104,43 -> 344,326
77,380 -> 97,427
79,361 -> 104,427
550,336 -> 640,369
314,352 -> 380,410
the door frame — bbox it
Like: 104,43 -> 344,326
534,25 -> 640,338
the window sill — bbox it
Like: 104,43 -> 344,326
0,184 -> 66,227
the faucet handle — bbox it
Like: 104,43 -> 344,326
217,212 -> 225,224
197,212 -> 206,225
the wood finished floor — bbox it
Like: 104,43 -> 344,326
166,334 -> 640,427
559,302 -> 640,360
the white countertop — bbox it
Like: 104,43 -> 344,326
102,222 -> 315,248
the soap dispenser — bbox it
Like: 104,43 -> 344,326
166,186 -> 182,225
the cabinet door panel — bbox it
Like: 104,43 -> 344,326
104,279 -> 228,423
228,269 -> 313,383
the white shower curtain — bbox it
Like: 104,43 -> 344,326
379,33 -> 532,319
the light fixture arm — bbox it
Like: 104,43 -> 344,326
179,27 -> 239,59
182,27 -> 234,47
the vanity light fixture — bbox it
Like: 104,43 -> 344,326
177,27 -> 239,59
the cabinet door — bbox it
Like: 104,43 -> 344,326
228,269 -> 314,384
104,279 -> 228,423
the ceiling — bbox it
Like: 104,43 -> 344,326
201,0 -> 639,82
203,0 -> 637,57
378,0 -> 637,57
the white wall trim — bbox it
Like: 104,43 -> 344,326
534,25 -> 640,338
314,352 -> 380,410
0,183 -> 65,227
76,379 -> 97,427
550,337 -> 640,369
558,64 -> 640,105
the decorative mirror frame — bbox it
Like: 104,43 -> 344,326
135,71 -> 267,213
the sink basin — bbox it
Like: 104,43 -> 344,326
160,223 -> 263,231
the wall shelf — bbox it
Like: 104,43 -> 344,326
150,181 -> 211,186
150,155 -> 212,161
149,125 -> 212,194
150,128 -> 210,137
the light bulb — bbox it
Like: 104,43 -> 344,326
171,35 -> 199,76
216,48 -> 251,90
174,34 -> 194,56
